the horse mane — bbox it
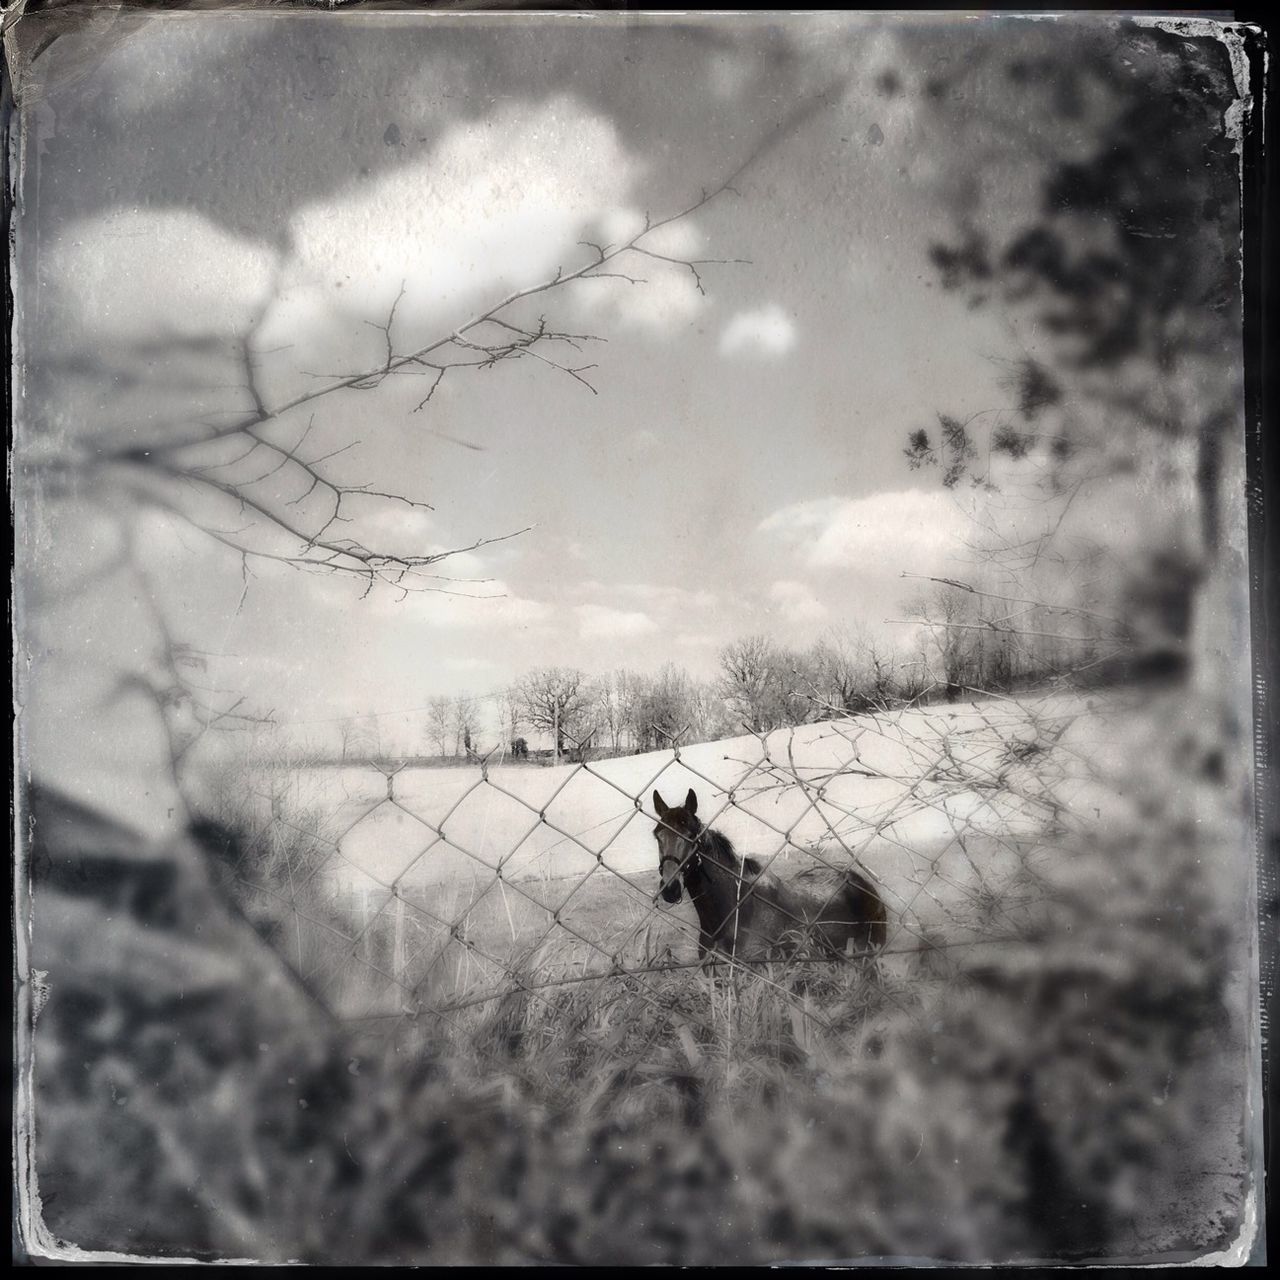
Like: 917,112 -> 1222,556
699,825 -> 761,878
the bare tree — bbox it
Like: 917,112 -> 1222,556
774,645 -> 822,726
425,696 -> 452,760
898,630 -> 934,703
906,585 -> 976,700
638,663 -> 696,746
785,626 -> 909,719
337,716 -> 359,764
497,685 -> 524,754
806,629 -> 865,714
16,85 -> 847,798
718,635 -> 784,733
358,714 -> 384,763
861,632 -> 902,707
334,712 -> 383,764
452,694 -> 481,760
687,678 -> 731,743
590,673 -> 625,753
614,669 -> 648,751
515,667 -> 592,764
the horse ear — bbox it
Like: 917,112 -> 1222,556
653,790 -> 667,817
685,788 -> 697,815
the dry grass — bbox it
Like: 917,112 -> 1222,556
31,690 -> 1246,1263
194,748 -> 1059,1132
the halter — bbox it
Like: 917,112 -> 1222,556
659,820 -> 704,883
661,824 -> 748,964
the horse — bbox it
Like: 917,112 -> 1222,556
652,787 -> 887,964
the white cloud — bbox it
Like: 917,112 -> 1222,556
339,501 -> 437,556
580,582 -> 718,613
596,208 -> 704,260
719,304 -> 797,358
574,603 -> 659,639
39,96 -> 638,389
758,488 -> 972,577
301,565 -> 550,631
421,589 -> 552,630
618,583 -> 718,611
572,260 -> 705,337
44,95 -> 704,389
44,209 -> 278,344
272,95 -> 641,355
570,209 -> 709,337
767,580 -> 829,624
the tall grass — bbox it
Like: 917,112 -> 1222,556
424,934 -> 912,1127
124,688 -> 1251,1264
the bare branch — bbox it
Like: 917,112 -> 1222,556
898,572 -> 1124,629
625,245 -> 750,296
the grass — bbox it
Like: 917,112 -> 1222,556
193,740 -> 1063,1128
197,762 -> 1021,1136
48,689 -> 1240,1263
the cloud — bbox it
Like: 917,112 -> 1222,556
719,304 -> 797,358
568,209 -> 710,337
574,603 -> 659,639
421,589 -> 553,631
310,96 -> 633,290
758,489 -> 972,577
579,582 -> 719,613
44,209 -> 278,344
767,580 -> 828,624
274,97 -> 638,343
338,501 -> 437,556
617,583 -> 718,611
42,92 -> 704,412
597,209 -> 704,261
600,270 -> 704,334
299,563 -> 550,631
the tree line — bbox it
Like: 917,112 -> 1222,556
501,627 -> 923,763
364,584 -> 1120,766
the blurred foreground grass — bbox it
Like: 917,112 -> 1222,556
23,687 -> 1255,1263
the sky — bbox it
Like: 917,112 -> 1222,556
15,11 -> 1110,760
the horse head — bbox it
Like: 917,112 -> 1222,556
653,787 -> 701,904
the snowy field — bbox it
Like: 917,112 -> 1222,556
221,689 -> 1136,996
301,691 -> 1113,876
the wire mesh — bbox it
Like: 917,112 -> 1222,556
213,691 -> 1087,1071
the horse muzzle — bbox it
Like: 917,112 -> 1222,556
659,860 -> 683,904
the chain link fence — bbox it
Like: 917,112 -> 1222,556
25,681 -> 1254,1263
202,692 -> 1085,1083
